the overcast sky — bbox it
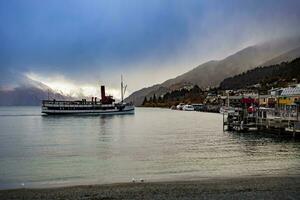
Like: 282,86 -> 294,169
1,0 -> 300,97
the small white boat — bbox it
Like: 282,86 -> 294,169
219,106 -> 235,114
182,104 -> 194,111
176,103 -> 185,110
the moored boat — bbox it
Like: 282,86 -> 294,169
182,104 -> 194,111
176,103 -> 185,110
219,106 -> 235,114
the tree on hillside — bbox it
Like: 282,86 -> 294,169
152,94 -> 157,103
142,97 -> 148,105
158,96 -> 163,103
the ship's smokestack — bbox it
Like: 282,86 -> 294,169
101,85 -> 106,101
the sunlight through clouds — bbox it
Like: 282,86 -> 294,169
25,72 -> 121,99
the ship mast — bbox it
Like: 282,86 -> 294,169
121,75 -> 124,102
121,75 -> 127,103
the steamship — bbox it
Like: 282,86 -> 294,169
41,77 -> 134,115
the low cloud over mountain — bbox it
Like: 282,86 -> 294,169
0,72 -> 71,106
125,37 -> 300,106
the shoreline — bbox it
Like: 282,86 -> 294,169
1,176 -> 300,200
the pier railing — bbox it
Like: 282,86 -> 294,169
262,108 -> 299,121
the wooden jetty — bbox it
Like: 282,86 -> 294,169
223,107 -> 300,137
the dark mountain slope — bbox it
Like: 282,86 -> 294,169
219,57 -> 300,90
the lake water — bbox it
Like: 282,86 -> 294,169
0,106 -> 299,189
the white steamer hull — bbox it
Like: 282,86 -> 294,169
42,105 -> 135,115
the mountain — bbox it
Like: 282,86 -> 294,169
0,74 -> 71,106
220,57 -> 300,90
261,46 -> 300,66
125,37 -> 300,106
0,87 -> 69,106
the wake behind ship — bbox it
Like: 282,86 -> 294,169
42,78 -> 134,115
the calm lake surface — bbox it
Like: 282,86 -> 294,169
0,106 -> 299,189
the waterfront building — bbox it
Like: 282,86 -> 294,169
278,86 -> 300,106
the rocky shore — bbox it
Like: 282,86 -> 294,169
1,176 -> 299,200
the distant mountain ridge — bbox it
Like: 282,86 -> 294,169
0,75 -> 71,106
0,86 -> 69,106
125,37 -> 300,106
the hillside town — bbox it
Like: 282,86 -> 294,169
144,83 -> 300,137
143,82 -> 300,114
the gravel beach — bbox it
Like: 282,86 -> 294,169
1,176 -> 299,200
